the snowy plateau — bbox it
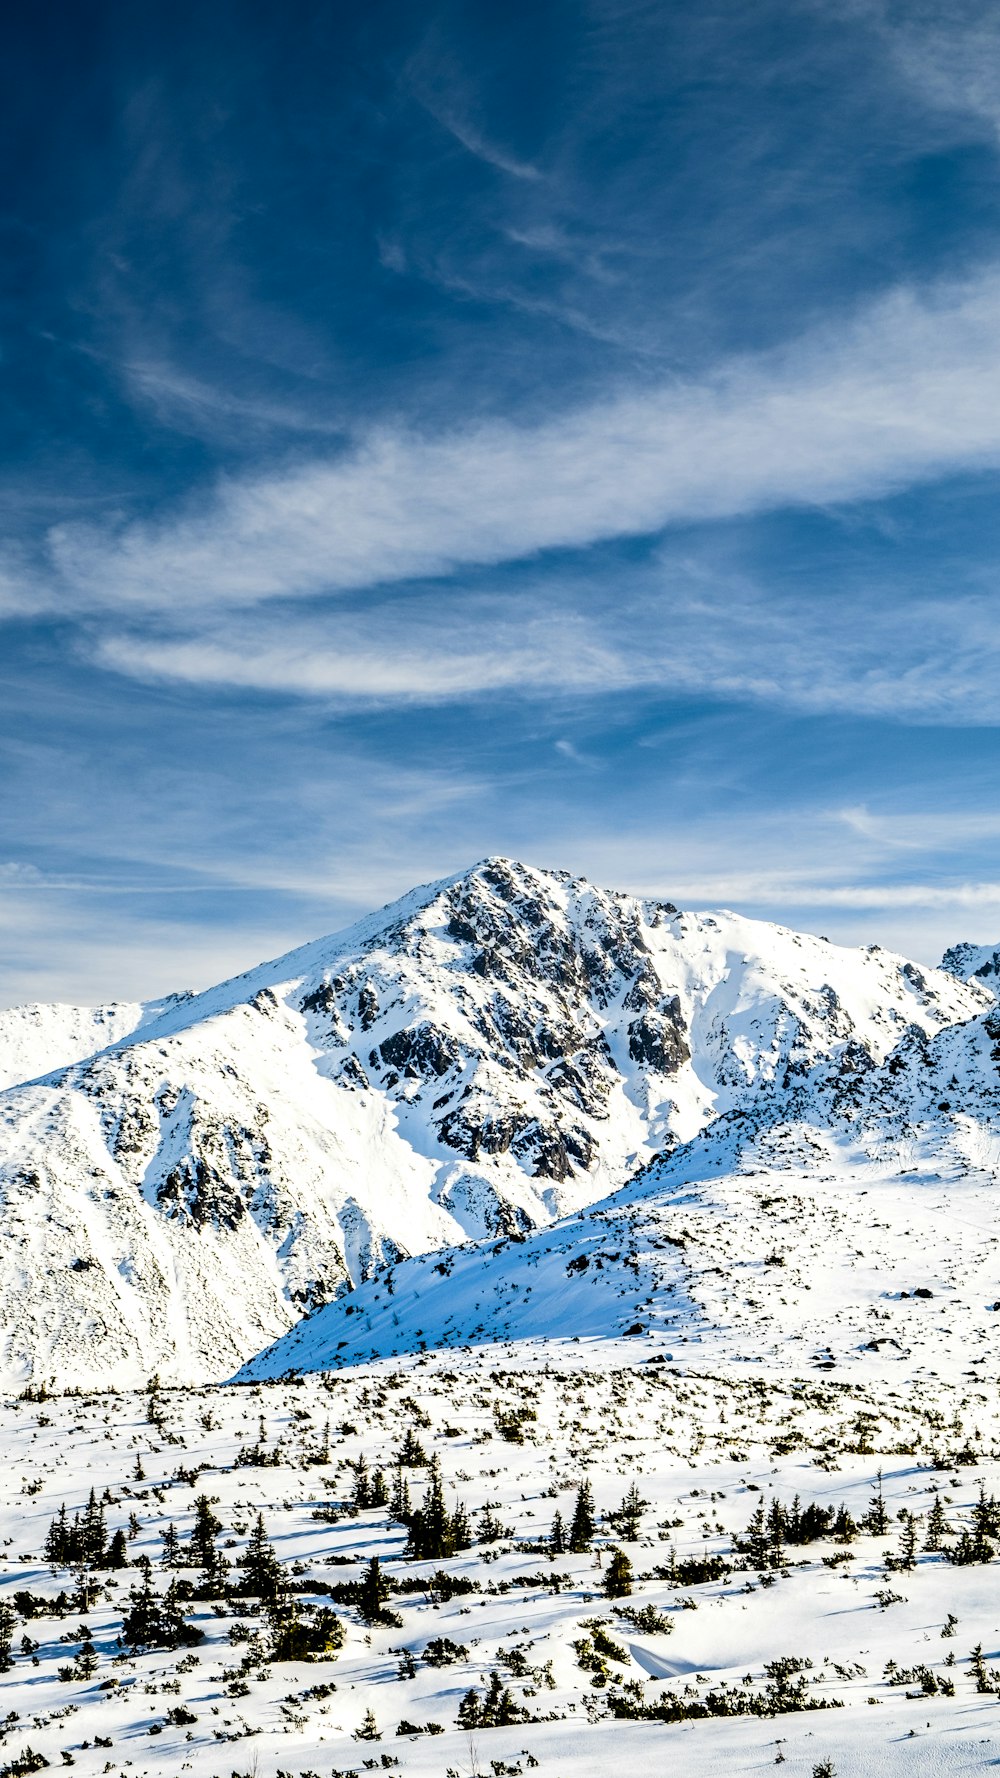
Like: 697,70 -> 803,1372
3,859 -> 1000,1778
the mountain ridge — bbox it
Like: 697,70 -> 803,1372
0,856 -> 993,1387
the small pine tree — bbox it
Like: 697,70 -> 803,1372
972,1483 -> 1000,1560
238,1512 -> 283,1605
352,1456 -> 373,1511
895,1510 -> 918,1573
160,1522 -> 182,1568
970,1644 -> 992,1694
357,1556 -> 401,1628
611,1482 -> 649,1541
457,1687 -> 482,1729
924,1492 -> 950,1552
189,1495 -> 222,1569
833,1504 -> 857,1544
478,1503 -> 504,1544
354,1707 -> 381,1741
80,1489 -> 106,1566
742,1499 -> 772,1570
550,1508 -> 566,1554
75,1637 -> 99,1679
569,1480 -> 596,1553
450,1501 -> 472,1551
389,1466 -> 412,1526
767,1496 -> 786,1567
864,1470 -> 889,1537
106,1529 -> 129,1569
45,1505 -> 71,1566
370,1467 -> 389,1508
396,1427 -> 428,1467
604,1548 -> 634,1598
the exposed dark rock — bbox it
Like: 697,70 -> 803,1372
379,1023 -> 460,1079
627,998 -> 690,1074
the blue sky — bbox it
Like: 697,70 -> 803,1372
7,0 -> 1000,1003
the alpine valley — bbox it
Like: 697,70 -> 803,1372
3,861 -> 1000,1778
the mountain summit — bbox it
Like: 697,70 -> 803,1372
0,858 -> 989,1386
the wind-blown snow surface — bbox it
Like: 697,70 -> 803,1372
0,857 -> 991,1386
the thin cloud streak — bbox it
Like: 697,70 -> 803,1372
92,573 -> 1000,728
42,264 -> 1000,616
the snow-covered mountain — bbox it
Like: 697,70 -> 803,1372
0,857 -> 990,1387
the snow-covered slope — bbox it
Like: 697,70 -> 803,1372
0,858 -> 988,1387
240,992 -> 1000,1386
0,996 -> 175,1090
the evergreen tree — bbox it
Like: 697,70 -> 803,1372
197,1544 -> 230,1599
604,1548 -> 634,1598
405,1458 -> 468,1561
478,1503 -> 504,1544
354,1707 -> 381,1741
120,1571 -> 203,1652
160,1522 -> 182,1568
80,1489 -> 107,1566
189,1495 -> 222,1569
389,1466 -> 412,1526
970,1644 -> 992,1694
973,1483 -> 1000,1559
568,1480 -> 596,1553
267,1595 -> 346,1662
610,1483 -> 649,1541
106,1529 -> 129,1570
550,1509 -> 566,1554
238,1512 -> 283,1605
742,1499 -> 771,1570
357,1556 -> 401,1627
864,1470 -> 889,1537
833,1505 -> 857,1544
44,1505 -> 70,1566
0,1599 -> 15,1673
396,1427 -> 428,1467
75,1637 -> 99,1680
895,1510 -> 918,1572
352,1457 -> 372,1511
767,1496 -> 786,1568
924,1492 -> 951,1552
450,1501 -> 472,1551
370,1468 -> 389,1508
457,1688 -> 482,1730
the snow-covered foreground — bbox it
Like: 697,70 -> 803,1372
3,1355 -> 1000,1778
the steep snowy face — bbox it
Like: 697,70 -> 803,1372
0,857 -> 988,1386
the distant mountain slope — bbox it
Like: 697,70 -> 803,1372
0,998 -> 164,1090
241,997 -> 1000,1386
0,858 -> 988,1386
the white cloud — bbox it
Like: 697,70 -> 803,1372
40,263 -> 1000,617
91,565 -> 1000,729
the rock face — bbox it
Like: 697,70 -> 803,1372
0,857 -> 988,1386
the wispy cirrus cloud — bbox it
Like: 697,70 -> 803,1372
91,565 -> 1000,729
34,263 -> 1000,618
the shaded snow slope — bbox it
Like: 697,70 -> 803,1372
0,857 -> 985,1387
